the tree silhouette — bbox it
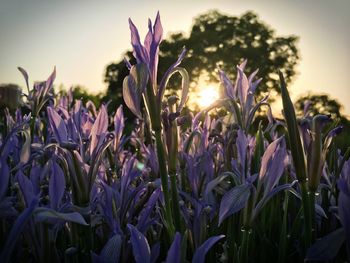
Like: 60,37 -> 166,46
104,10 -> 300,117
0,84 -> 22,110
295,93 -> 343,119
69,86 -> 103,108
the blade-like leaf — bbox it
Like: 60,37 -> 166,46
34,207 -> 88,225
137,188 -> 161,232
192,235 -> 225,263
252,181 -> 297,221
305,228 -> 345,261
279,71 -> 307,183
96,234 -> 122,263
218,183 -> 251,225
166,232 -> 181,263
0,198 -> 38,263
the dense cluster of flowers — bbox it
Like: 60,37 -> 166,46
0,12 -> 349,263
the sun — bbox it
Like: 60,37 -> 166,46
196,85 -> 220,108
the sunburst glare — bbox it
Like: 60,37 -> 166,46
196,85 -> 220,108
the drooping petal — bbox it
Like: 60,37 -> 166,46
148,12 -> 163,86
123,63 -> 149,119
45,66 -> 56,94
47,106 -> 68,144
19,128 -> 31,165
259,136 -> 284,180
49,160 -> 65,210
192,235 -> 225,263
90,104 -> 108,156
166,232 -> 181,263
17,170 -> 35,207
144,19 -> 153,53
123,76 -> 142,119
152,11 -> 163,46
128,18 -> 149,65
137,188 -> 161,232
218,69 -> 235,100
92,234 -> 122,263
236,66 -> 249,108
128,224 -> 151,263
263,146 -> 287,195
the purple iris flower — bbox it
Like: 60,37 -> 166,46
125,12 -> 187,119
129,12 -> 162,90
218,60 -> 265,130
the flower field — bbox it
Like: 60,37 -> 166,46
0,12 -> 349,263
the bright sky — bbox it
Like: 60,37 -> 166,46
1,0 -> 349,115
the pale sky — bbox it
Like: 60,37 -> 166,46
0,0 -> 349,115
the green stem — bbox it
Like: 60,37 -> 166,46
30,116 -> 35,142
278,190 -> 289,263
155,130 -> 175,237
168,105 -> 182,232
145,83 -> 175,238
42,224 -> 51,263
309,191 -> 316,241
240,227 -> 251,263
300,182 -> 312,249
71,223 -> 92,262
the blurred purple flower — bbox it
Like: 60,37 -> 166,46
219,60 -> 264,130
90,104 -> 108,156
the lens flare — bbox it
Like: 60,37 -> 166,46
196,85 -> 220,108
